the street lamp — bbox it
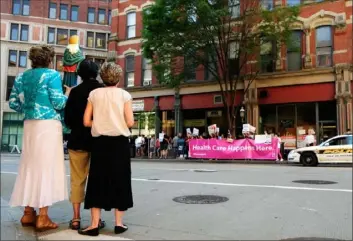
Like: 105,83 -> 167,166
240,106 -> 245,123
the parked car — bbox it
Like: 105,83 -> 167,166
287,134 -> 352,166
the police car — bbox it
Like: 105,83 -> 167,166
287,134 -> 352,166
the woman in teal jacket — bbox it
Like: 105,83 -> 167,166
8,45 -> 70,232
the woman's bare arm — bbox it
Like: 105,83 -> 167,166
124,100 -> 135,128
83,101 -> 93,127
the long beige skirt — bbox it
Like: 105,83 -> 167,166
9,120 -> 68,208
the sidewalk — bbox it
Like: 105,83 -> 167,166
1,198 -> 37,240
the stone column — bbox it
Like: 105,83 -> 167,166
303,27 -> 312,69
154,96 -> 161,137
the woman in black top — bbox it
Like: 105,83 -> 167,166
64,60 -> 104,230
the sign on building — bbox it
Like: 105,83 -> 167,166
132,100 -> 144,112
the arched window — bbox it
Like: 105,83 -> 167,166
316,26 -> 332,67
287,30 -> 302,71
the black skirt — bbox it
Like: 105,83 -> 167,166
84,135 -> 133,211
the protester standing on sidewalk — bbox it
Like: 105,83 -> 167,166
149,135 -> 156,159
64,60 -> 105,230
8,46 -> 69,232
172,134 -> 179,158
79,62 -> 134,236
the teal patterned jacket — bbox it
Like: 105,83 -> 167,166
9,68 -> 68,121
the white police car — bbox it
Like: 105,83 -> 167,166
287,134 -> 352,166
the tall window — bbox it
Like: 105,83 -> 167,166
57,28 -> 68,45
19,51 -> 27,68
184,53 -> 197,81
60,4 -> 68,20
98,9 -> 106,24
10,23 -> 19,41
287,31 -> 302,71
229,41 -> 240,78
9,50 -> 17,67
6,76 -> 16,100
49,2 -> 56,19
22,0 -> 30,15
56,55 -> 63,71
47,27 -> 55,44
125,55 -> 135,87
71,5 -> 79,21
260,40 -> 275,73
88,7 -> 95,23
87,32 -> 94,48
20,24 -> 29,41
142,58 -> 152,86
316,26 -> 332,67
95,33 -> 106,49
287,0 -> 301,6
108,10 -> 111,25
228,0 -> 240,18
126,12 -> 136,39
12,0 -> 21,15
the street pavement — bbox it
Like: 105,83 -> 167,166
1,155 -> 352,240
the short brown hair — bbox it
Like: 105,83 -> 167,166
100,62 -> 123,86
29,45 -> 55,68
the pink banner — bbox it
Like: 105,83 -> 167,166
189,138 -> 278,160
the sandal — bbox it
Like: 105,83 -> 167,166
99,219 -> 106,229
20,209 -> 37,227
69,218 -> 81,230
35,215 -> 58,232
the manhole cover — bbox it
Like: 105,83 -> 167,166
192,169 -> 217,172
173,195 -> 228,204
281,238 -> 345,241
292,180 -> 337,185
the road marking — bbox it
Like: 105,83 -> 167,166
2,171 -> 351,193
131,178 -> 352,193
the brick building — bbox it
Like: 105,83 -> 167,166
1,0 -> 112,152
109,0 -> 352,151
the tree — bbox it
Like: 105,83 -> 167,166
142,0 -> 299,137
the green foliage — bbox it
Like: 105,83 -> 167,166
142,0 -> 299,133
143,0 -> 299,88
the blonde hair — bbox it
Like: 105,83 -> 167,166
100,62 -> 123,86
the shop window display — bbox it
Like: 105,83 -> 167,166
296,103 -> 316,148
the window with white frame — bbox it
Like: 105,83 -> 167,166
142,58 -> 152,86
316,26 -> 332,67
126,12 -> 136,39
125,55 -> 135,87
228,0 -> 240,18
19,51 -> 27,68
47,27 -> 55,44
10,24 -> 28,42
57,28 -> 69,45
